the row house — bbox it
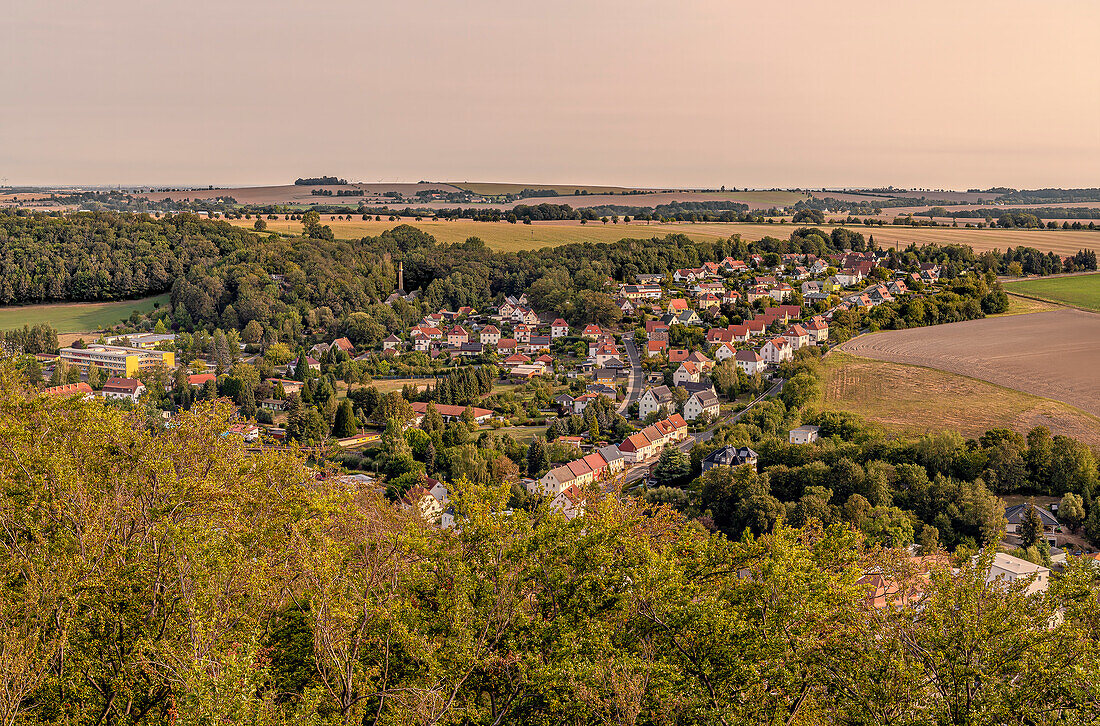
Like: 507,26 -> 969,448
617,414 -> 689,463
533,445 -> 627,496
619,284 -> 663,300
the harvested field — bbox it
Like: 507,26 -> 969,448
823,351 -> 1100,446
1003,273 -> 1100,312
228,217 -> 1099,255
996,294 -> 1060,317
837,309 -> 1100,419
0,293 -> 171,332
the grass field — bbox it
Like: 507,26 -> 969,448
449,182 -> 647,196
0,293 -> 171,333
822,351 -> 1100,446
1002,273 -> 1100,312
230,217 -> 1099,256
995,294 -> 1060,317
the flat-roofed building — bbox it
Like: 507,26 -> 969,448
60,345 -> 174,377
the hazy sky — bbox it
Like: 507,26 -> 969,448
3,0 -> 1098,189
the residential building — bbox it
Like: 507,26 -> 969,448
673,361 -> 702,385
1004,504 -> 1060,545
101,377 -> 146,402
638,385 -> 675,419
984,552 -> 1050,596
760,338 -> 793,365
480,325 -> 501,346
789,424 -> 820,444
683,389 -> 719,421
702,446 -> 759,472
734,349 -> 764,376
551,319 -> 569,338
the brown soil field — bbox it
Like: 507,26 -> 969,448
823,352 -> 1100,446
837,309 -> 1100,420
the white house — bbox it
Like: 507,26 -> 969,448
683,390 -> 720,421
551,319 -> 569,338
789,424 -> 820,444
638,385 -> 675,420
734,349 -> 764,376
673,361 -> 702,386
983,552 -> 1050,596
101,377 -> 146,402
760,338 -> 793,365
713,341 -> 738,363
480,325 -> 501,346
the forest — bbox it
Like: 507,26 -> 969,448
5,364 -> 1100,725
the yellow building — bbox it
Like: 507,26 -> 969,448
60,345 -> 174,377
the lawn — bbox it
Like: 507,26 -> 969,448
0,293 -> 172,332
231,217 -> 1100,256
1002,273 -> 1100,312
821,351 -> 1100,446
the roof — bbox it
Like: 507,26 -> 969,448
691,390 -> 719,407
704,446 -> 758,466
990,552 -> 1051,577
410,401 -> 493,419
42,382 -> 93,397
1004,503 -> 1060,527
552,318 -> 568,327
735,349 -> 763,362
188,373 -> 216,385
102,377 -> 142,393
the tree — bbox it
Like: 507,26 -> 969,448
332,399 -> 357,438
652,445 -> 691,488
527,437 -> 550,477
1060,492 -> 1086,532
1018,501 -> 1044,548
253,217 -> 267,231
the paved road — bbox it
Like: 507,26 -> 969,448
617,335 -> 644,415
620,377 -> 784,487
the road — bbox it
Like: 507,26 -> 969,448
617,335 -> 644,415
620,377 -> 784,487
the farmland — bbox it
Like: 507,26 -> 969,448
1002,272 -> 1100,312
822,351 -> 1100,446
230,216 -> 1100,256
837,308 -> 1100,419
0,293 -> 171,333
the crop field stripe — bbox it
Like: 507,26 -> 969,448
1002,272 -> 1100,312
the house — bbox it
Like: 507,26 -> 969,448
382,334 -> 402,351
227,423 -> 261,443
447,326 -> 469,346
410,401 -> 493,424
983,552 -> 1050,596
686,351 -> 713,371
720,257 -> 748,274
769,283 -> 793,302
805,316 -> 829,343
646,321 -> 670,341
502,353 -> 532,367
1004,504 -> 1060,544
412,333 -> 431,352
554,393 -> 576,413
496,338 -> 517,354
261,398 -> 286,411
550,484 -> 586,520
760,338 -> 792,365
702,446 -> 758,472
734,349 -> 764,376
683,389 -> 720,421
513,323 -> 533,343
673,361 -> 702,385
287,356 -> 321,376
480,325 -> 501,346
403,486 -> 443,522
41,382 -> 94,399
188,373 -> 216,388
331,337 -> 354,355
782,325 -> 810,350
744,319 -> 767,337
593,367 -> 619,385
713,342 -> 737,363
638,385 -> 675,419
551,319 -> 569,338
645,340 -> 668,357
667,298 -> 689,315
789,424 -> 820,444
618,430 -> 659,463
101,377 -> 146,403
581,324 -> 603,339
594,343 -> 621,367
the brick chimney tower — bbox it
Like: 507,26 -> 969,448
398,261 -> 405,293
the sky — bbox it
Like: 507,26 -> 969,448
2,0 -> 1098,189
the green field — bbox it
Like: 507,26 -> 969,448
1003,273 -> 1100,312
0,293 -> 171,332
